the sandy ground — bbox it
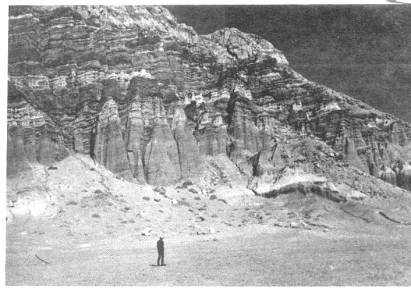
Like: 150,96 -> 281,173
6,155 -> 411,285
6,224 -> 411,286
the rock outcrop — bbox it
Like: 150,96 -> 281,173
93,99 -> 132,180
7,5 -> 411,193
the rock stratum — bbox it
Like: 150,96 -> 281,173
7,5 -> 411,203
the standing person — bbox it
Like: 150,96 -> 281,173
157,237 -> 165,266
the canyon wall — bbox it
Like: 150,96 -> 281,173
8,6 -> 411,192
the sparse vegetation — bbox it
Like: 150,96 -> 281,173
66,200 -> 78,205
153,187 -> 166,195
189,188 -> 199,194
178,200 -> 190,207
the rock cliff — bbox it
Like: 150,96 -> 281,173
8,5 -> 411,194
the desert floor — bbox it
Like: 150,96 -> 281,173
6,223 -> 411,286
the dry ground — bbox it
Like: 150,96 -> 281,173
6,155 -> 411,285
6,223 -> 411,286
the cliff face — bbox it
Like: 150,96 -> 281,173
8,6 -> 411,192
168,6 -> 411,125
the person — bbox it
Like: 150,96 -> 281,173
157,237 -> 165,266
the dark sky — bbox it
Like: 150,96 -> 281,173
167,5 -> 411,122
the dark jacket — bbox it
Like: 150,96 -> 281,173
157,238 -> 164,253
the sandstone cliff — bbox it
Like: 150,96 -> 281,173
8,5 -> 411,194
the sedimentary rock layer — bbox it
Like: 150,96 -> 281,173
8,6 -> 411,190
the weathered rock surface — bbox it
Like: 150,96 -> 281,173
7,5 -> 411,193
93,99 -> 132,180
172,106 -> 203,178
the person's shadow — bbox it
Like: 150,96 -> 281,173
149,264 -> 167,267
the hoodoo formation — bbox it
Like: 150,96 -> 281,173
7,5 -> 411,203
6,6 -> 411,286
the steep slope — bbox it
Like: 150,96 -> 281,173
167,5 -> 411,124
7,5 -> 411,196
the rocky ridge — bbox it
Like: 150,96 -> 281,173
7,5 -> 411,199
